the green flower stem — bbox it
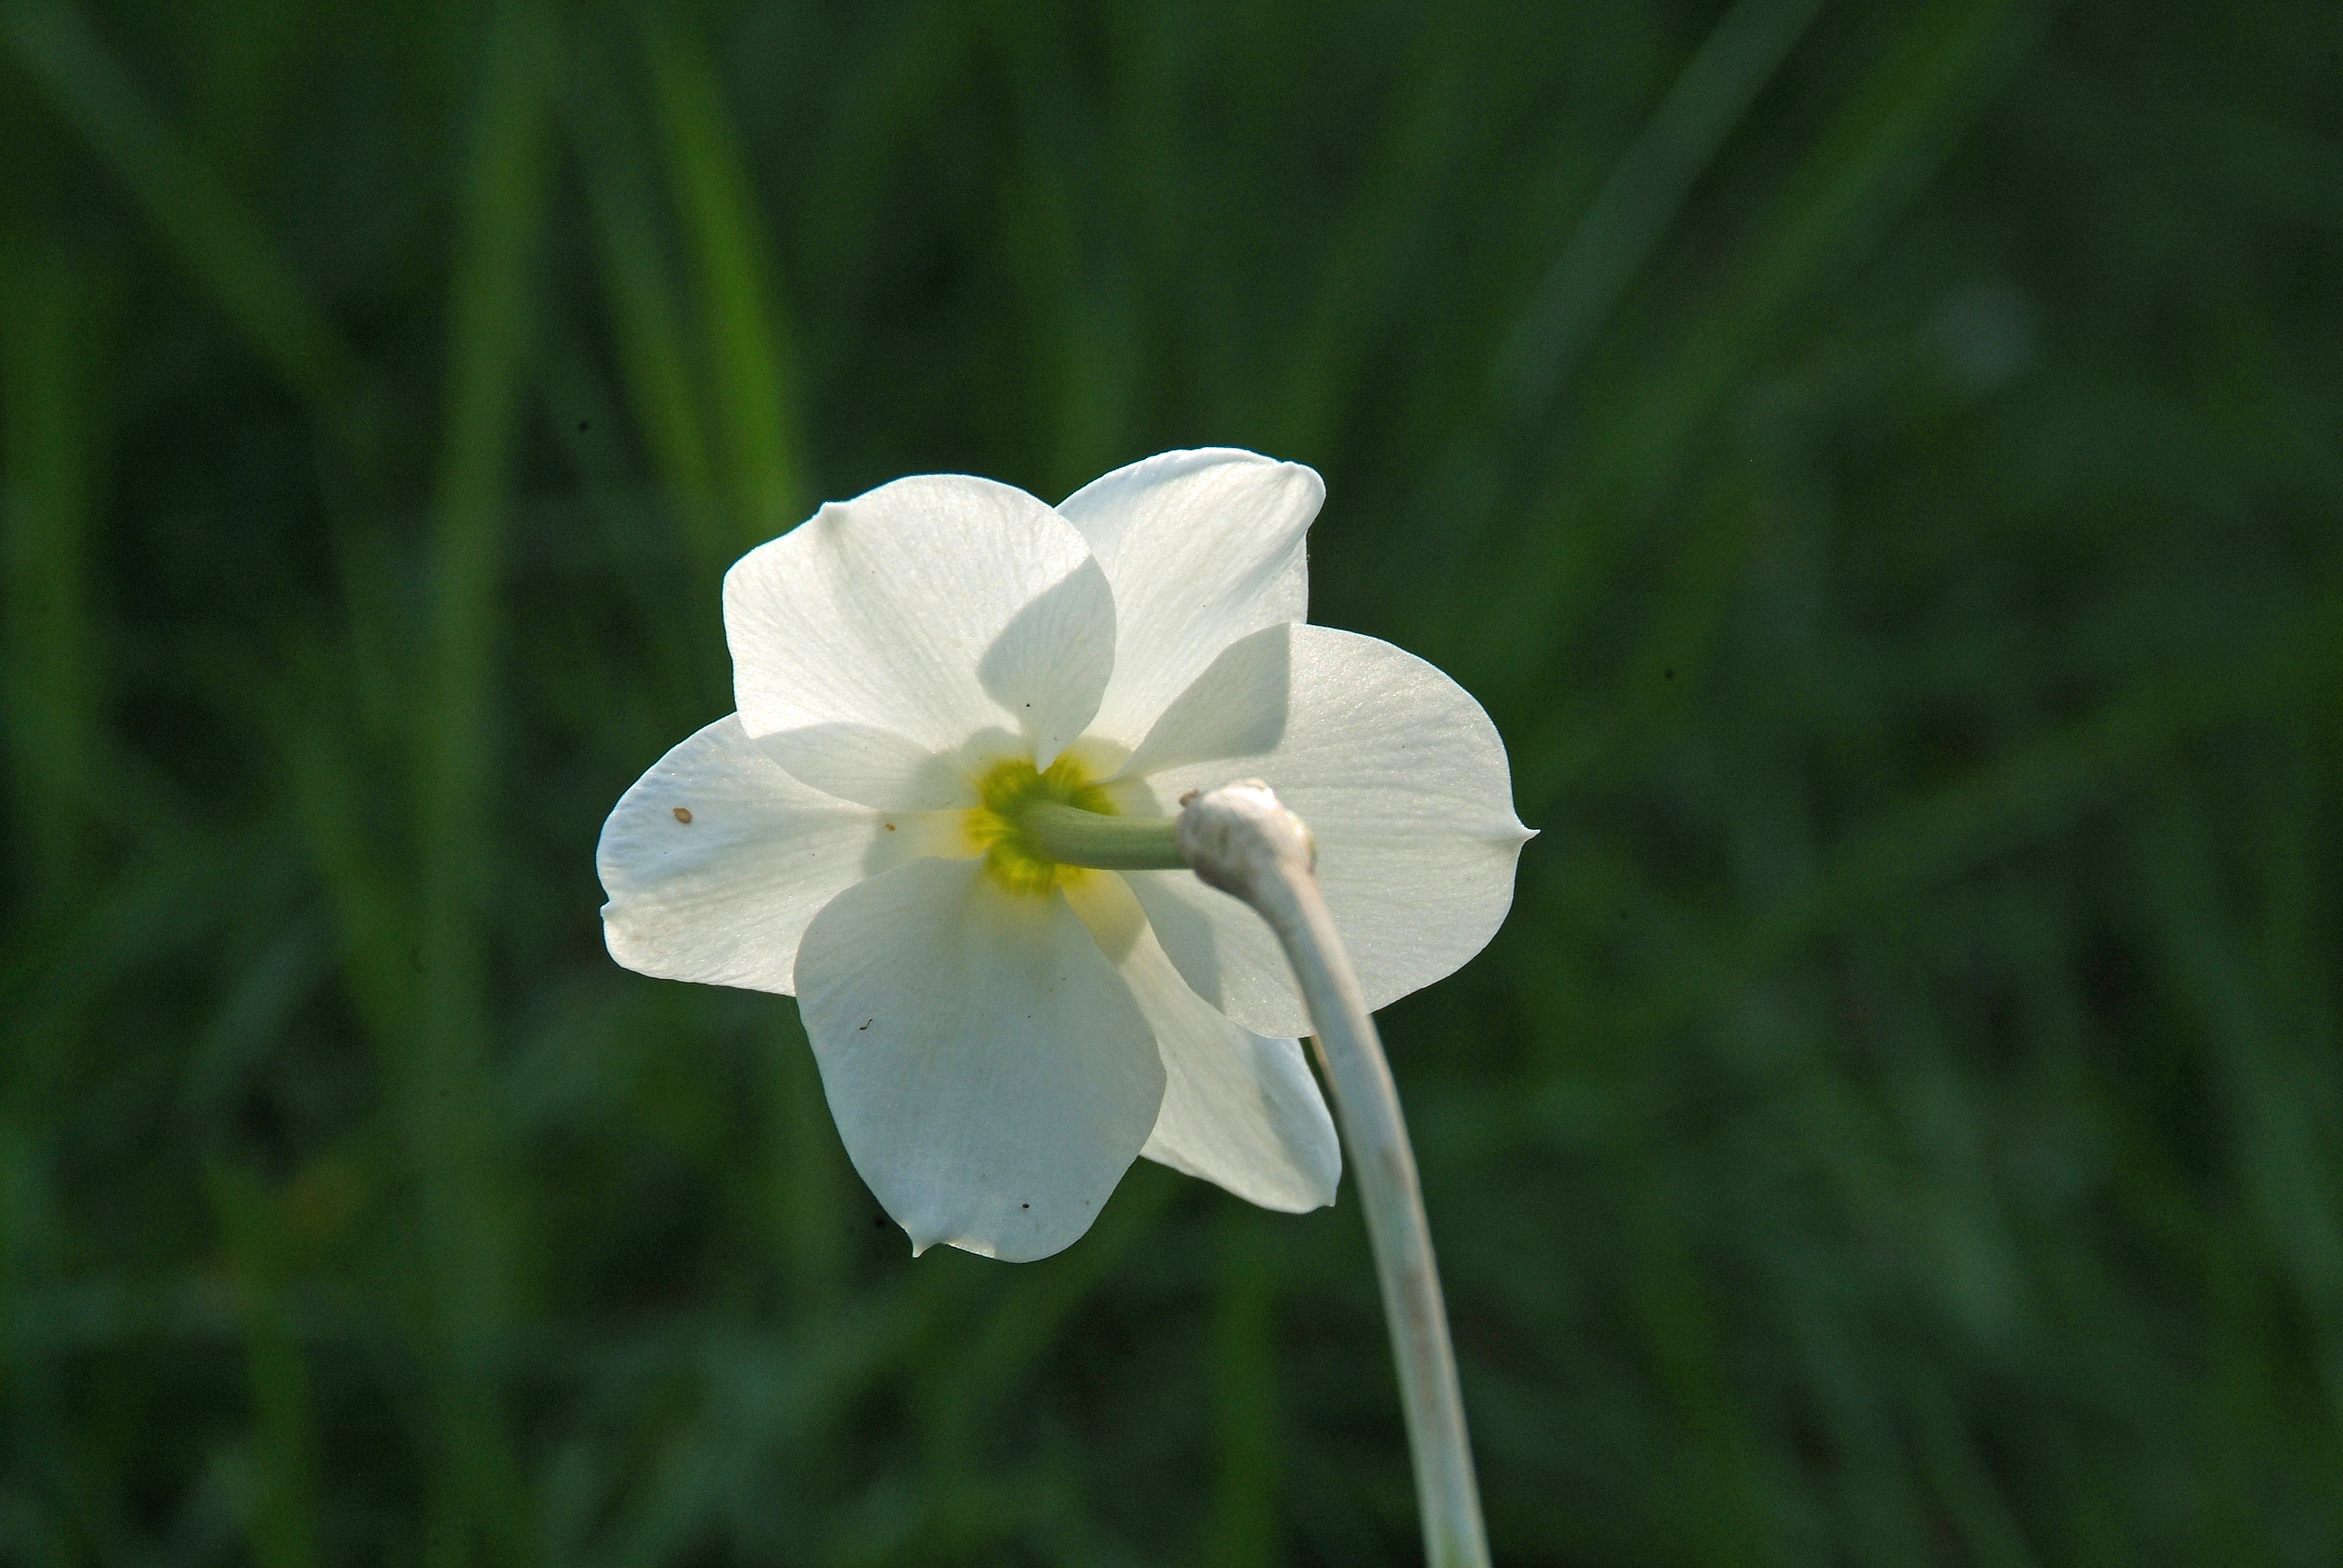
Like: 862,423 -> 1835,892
1175,781 -> 1491,1568
1018,801 -> 1189,871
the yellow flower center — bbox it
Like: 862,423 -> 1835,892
967,753 -> 1118,896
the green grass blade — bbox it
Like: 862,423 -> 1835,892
1494,0 -> 1829,422
642,10 -> 804,552
0,230 -> 103,900
1456,0 -> 2039,709
1202,1213 -> 1282,1568
566,51 -> 724,582
1,0 -> 357,416
408,4 -> 560,1564
207,1166 -> 323,1568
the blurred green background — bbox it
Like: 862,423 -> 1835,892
3,0 -> 2339,1562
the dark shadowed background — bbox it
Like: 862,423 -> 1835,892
3,0 -> 2340,1563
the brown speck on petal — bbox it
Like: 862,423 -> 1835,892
672,806 -> 693,824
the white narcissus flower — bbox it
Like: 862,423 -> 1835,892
597,449 -> 1531,1262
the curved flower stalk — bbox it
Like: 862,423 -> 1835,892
598,449 -> 1531,1266
1179,778 -> 1491,1566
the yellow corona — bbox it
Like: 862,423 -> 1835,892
965,754 -> 1120,895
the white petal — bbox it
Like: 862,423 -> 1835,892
597,715 -> 879,995
1057,449 -> 1318,749
1063,874 -> 1339,1213
1118,609 -> 1292,778
1125,623 -> 1532,1039
794,858 -> 1165,1262
726,474 -> 1118,792
1118,868 -> 1302,1043
753,723 -> 975,813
